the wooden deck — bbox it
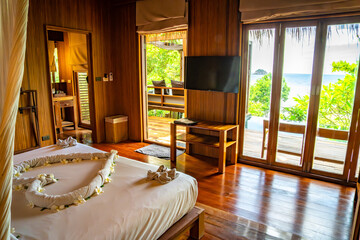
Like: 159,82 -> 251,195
147,116 -> 185,144
148,116 -> 349,175
243,129 -> 347,175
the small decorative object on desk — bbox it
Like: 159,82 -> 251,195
174,118 -> 198,126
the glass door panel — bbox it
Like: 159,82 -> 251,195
243,28 -> 275,159
312,23 -> 360,176
275,26 -> 316,167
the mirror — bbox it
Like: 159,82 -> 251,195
46,27 -> 93,144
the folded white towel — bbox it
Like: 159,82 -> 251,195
147,165 -> 179,184
57,136 -> 77,148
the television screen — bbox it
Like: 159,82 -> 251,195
185,56 -> 240,93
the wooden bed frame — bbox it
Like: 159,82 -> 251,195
159,206 -> 205,240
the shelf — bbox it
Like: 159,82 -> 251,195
176,133 -> 236,148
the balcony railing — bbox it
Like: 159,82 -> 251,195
147,85 -> 185,113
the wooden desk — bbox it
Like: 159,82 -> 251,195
53,96 -> 78,134
170,121 -> 239,173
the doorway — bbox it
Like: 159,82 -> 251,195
140,31 -> 187,145
240,17 -> 360,182
45,26 -> 95,144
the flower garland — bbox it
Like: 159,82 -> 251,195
12,150 -> 119,212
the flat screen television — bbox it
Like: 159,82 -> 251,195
184,56 -> 240,93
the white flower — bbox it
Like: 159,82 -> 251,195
44,161 -> 51,166
37,173 -> 47,181
61,159 -> 68,164
94,186 -> 104,195
13,184 -> 24,191
11,227 -> 15,234
74,196 -> 86,205
59,205 -> 65,210
37,186 -> 45,193
115,154 -> 119,159
27,202 -> 34,208
105,177 -> 112,183
110,166 -> 115,173
48,173 -> 57,182
51,205 -> 60,212
13,170 -> 21,178
24,164 -> 30,170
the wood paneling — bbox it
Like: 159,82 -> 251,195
109,2 -> 142,141
15,0 -> 113,151
186,0 -> 240,158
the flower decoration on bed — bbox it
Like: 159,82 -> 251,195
12,150 -> 119,212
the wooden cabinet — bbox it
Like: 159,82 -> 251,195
170,121 -> 239,173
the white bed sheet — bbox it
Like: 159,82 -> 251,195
11,144 -> 198,240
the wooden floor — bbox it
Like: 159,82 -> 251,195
92,141 -> 356,240
147,116 -> 185,144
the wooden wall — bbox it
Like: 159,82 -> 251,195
109,1 -> 142,141
106,0 -> 241,145
15,0 -> 240,151
15,0 -> 113,151
187,0 -> 240,123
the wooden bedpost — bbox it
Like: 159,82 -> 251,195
189,208 -> 205,239
158,206 -> 205,240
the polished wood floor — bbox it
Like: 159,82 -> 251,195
92,141 -> 356,240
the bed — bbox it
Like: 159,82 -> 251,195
11,144 -> 201,240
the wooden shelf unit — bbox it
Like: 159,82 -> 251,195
170,121 -> 239,173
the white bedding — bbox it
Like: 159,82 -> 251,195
11,144 -> 198,240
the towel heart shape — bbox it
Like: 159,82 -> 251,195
12,150 -> 118,211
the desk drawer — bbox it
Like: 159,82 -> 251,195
59,100 -> 74,107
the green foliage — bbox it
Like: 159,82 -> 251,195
282,60 -> 358,130
146,40 -> 182,86
148,109 -> 170,118
248,73 -> 290,117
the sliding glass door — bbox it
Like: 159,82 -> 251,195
242,25 -> 276,161
240,17 -> 360,182
311,22 -> 360,178
274,24 -> 316,169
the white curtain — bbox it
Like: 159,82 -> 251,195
239,0 -> 360,23
136,0 -> 187,34
0,0 -> 29,239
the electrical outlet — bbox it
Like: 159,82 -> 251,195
42,135 -> 50,141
